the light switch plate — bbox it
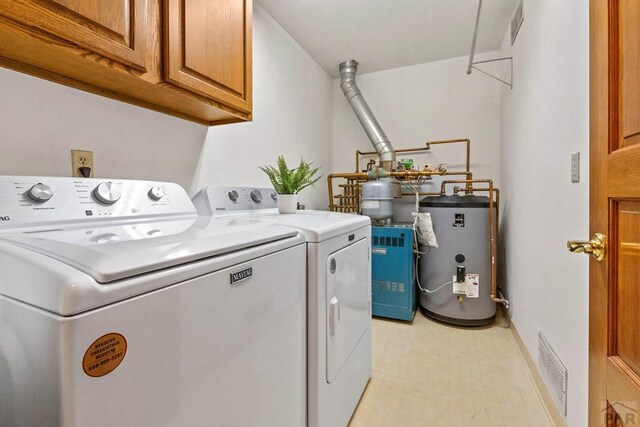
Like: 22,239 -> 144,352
571,152 -> 580,183
71,149 -> 94,177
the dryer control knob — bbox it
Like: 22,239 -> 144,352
27,183 -> 53,203
270,192 -> 278,201
93,182 -> 121,205
148,186 -> 165,201
228,190 -> 239,202
250,189 -> 263,203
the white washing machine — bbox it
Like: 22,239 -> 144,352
192,186 -> 372,427
0,177 -> 307,427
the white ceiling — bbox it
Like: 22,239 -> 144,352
257,0 -> 518,77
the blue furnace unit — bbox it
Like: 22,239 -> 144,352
371,225 -> 417,321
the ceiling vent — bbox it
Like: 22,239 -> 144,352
511,0 -> 524,45
537,332 -> 568,416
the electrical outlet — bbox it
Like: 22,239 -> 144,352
71,150 -> 94,178
571,152 -> 580,183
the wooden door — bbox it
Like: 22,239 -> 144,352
164,0 -> 252,113
590,0 -> 640,425
0,0 -> 147,70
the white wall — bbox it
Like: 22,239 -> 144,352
499,1 -> 589,426
332,53 -> 502,192
0,68 -> 207,189
191,4 -> 333,209
0,4 -> 333,211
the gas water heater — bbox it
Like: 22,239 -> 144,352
418,195 -> 496,326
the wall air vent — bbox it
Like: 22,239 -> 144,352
537,332 -> 568,416
511,0 -> 524,45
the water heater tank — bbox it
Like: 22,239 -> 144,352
361,179 -> 394,220
418,195 -> 496,326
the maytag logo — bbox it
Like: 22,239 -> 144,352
0,216 -> 10,222
230,267 -> 252,285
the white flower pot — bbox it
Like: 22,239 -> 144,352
277,194 -> 297,214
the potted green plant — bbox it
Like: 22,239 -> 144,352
260,156 -> 322,214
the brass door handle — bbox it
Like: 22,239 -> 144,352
567,233 -> 607,261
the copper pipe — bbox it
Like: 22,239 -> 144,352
355,147 -> 433,172
327,175 -> 335,210
398,171 -> 474,197
390,171 -> 473,182
355,150 -> 364,173
328,173 -> 367,212
439,179 -> 491,195
462,187 -> 503,306
355,138 -> 471,178
425,139 -> 472,191
329,170 -> 472,181
388,170 -> 470,179
329,172 -> 368,180
469,187 -> 500,235
329,175 -> 359,213
425,138 -> 471,174
440,179 -> 506,306
328,170 -> 474,211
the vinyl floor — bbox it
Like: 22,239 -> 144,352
348,310 -> 554,427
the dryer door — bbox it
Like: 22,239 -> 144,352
326,237 -> 371,383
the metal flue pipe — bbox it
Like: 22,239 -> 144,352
339,60 -> 396,171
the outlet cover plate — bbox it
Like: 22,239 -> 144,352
71,149 -> 94,177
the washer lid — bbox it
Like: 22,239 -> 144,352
0,216 -> 298,283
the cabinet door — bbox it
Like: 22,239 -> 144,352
165,0 -> 252,113
0,0 -> 147,71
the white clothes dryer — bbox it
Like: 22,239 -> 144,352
0,177 -> 306,427
192,186 -> 372,427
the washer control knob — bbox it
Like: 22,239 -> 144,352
93,182 -> 121,205
228,190 -> 239,202
250,189 -> 263,203
270,192 -> 278,201
27,183 -> 53,203
148,186 -> 165,201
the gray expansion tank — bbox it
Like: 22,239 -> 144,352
418,195 -> 496,326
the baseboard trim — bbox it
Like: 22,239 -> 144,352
508,316 -> 567,427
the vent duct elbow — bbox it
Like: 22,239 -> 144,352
339,60 -> 395,169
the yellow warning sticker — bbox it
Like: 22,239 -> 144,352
83,333 -> 127,377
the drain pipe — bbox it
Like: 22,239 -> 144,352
339,60 -> 396,171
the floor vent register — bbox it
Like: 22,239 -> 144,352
537,332 -> 568,416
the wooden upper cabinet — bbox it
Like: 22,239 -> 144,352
165,0 -> 252,113
0,0 -> 147,70
0,0 -> 252,124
